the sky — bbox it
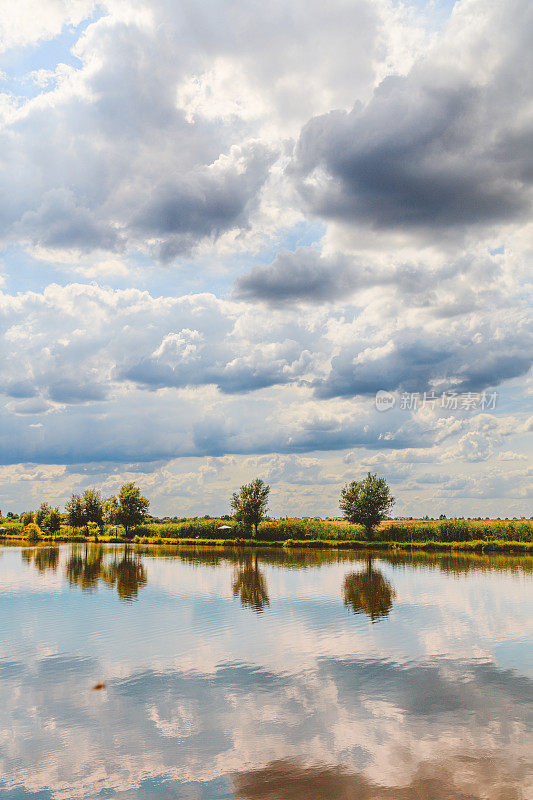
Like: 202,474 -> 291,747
0,0 -> 531,517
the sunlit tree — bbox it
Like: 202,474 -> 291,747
231,478 -> 270,536
42,508 -> 61,535
105,483 -> 149,537
83,489 -> 104,534
340,473 -> 394,537
35,503 -> 52,529
66,494 -> 85,531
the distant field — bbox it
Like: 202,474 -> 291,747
319,517 -> 531,528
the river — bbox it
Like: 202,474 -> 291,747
0,544 -> 532,799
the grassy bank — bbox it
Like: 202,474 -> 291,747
2,516 -> 533,554
2,532 -> 533,555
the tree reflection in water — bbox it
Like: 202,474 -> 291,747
64,545 -> 147,601
102,547 -> 147,601
232,756 -> 526,800
343,556 -> 395,622
65,544 -> 104,590
232,553 -> 269,612
22,546 -> 60,573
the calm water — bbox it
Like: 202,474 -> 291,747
1,544 -> 532,799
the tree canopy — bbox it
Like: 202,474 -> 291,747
83,489 -> 104,530
340,472 -> 394,535
230,478 -> 270,535
66,494 -> 86,530
106,482 -> 149,536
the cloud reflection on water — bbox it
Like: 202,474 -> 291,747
0,545 -> 531,799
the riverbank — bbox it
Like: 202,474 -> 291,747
2,533 -> 533,555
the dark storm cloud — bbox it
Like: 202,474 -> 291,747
16,189 -> 122,253
233,249 -> 361,304
232,249 -> 490,308
133,142 -> 275,258
122,357 -> 291,394
47,379 -> 109,404
291,18 -> 533,233
315,332 -> 533,399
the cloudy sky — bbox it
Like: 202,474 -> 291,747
0,0 -> 532,517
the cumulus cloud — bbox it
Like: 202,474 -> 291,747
2,277 -> 531,412
0,0 -> 95,52
233,249 -> 361,304
316,319 -> 532,398
1,0 -> 532,514
0,0 -> 411,263
15,188 -> 123,253
291,0 -> 533,235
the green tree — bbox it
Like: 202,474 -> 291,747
20,512 -> 34,527
340,472 -> 394,537
66,494 -> 86,531
107,483 -> 149,537
104,496 -> 120,526
230,478 -> 270,536
83,489 -> 104,535
87,521 -> 100,541
35,503 -> 52,528
42,508 -> 61,535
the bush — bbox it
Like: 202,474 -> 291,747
134,518 -> 354,542
25,523 -> 43,542
374,520 -> 533,544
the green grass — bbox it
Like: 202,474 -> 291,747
2,517 -> 533,555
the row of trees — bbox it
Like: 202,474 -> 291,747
13,472 -> 394,540
66,483 -> 149,537
232,472 -> 394,536
19,483 -> 149,540
65,483 -> 150,536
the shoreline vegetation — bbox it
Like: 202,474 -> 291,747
2,518 -> 533,556
2,476 -> 532,557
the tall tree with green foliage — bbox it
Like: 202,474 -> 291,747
230,478 -> 270,536
35,503 -> 52,528
106,483 -> 149,537
104,496 -> 120,526
42,508 -> 61,535
340,472 -> 394,537
83,489 -> 104,535
66,494 -> 86,531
